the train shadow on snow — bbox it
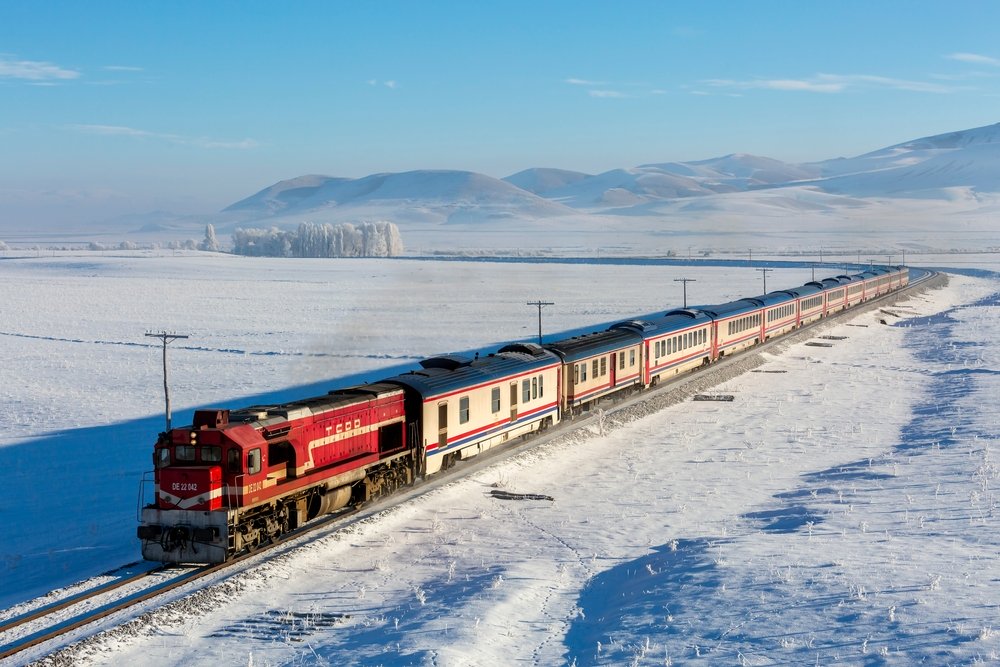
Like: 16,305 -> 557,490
0,308 -> 655,610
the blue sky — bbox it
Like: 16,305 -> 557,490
2,1 -> 999,227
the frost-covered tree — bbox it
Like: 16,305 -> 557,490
199,224 -> 221,252
0,240 -> 9,251
231,221 -> 403,258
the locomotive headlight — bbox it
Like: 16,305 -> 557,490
189,431 -> 198,444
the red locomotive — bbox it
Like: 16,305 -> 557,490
139,383 -> 414,563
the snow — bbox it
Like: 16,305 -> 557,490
2,253 -> 1000,666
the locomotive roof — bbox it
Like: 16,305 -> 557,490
226,382 -> 403,427
544,327 -> 642,361
384,345 -> 559,398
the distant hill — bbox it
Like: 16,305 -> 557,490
225,123 -> 1000,223
225,170 -> 575,223
803,122 -> 1000,196
503,168 -> 592,195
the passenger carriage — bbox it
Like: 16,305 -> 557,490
784,283 -> 825,326
818,277 -> 848,314
544,328 -> 644,413
385,344 -> 560,475
840,275 -> 866,308
612,309 -> 714,386
756,292 -> 799,340
700,299 -> 763,358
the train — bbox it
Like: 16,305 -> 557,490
138,264 -> 910,563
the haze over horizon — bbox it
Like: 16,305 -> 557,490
3,1 -> 1000,228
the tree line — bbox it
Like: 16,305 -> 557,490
231,221 -> 403,258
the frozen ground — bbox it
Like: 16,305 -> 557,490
1,254 -> 999,666
0,254 -> 822,609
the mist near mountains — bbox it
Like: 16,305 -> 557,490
4,122 -> 999,255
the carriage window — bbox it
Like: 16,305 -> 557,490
175,445 -> 195,462
491,387 -> 501,413
538,374 -> 544,397
247,448 -> 262,475
200,446 -> 222,462
532,377 -> 538,399
619,353 -> 625,370
459,396 -> 470,424
156,448 -> 171,468
580,363 -> 587,381
523,379 -> 531,403
630,349 -> 635,366
600,358 -> 607,376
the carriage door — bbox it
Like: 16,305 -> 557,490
610,353 -> 617,387
509,382 -> 518,422
437,402 -> 448,450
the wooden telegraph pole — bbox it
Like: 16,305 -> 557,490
146,331 -> 189,431
526,301 -> 554,345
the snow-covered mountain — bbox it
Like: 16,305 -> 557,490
224,123 -> 1000,227
803,122 -> 1000,196
503,167 -> 592,195
225,169 -> 576,223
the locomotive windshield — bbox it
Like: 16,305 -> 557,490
201,446 -> 222,462
155,447 -> 170,468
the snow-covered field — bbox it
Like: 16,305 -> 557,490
2,254 -> 999,665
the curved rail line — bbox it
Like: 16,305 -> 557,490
1,269 -> 940,663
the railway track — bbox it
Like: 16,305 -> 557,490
1,269 -> 940,664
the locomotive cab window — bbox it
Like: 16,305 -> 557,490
175,445 -> 195,462
155,447 -> 170,469
248,448 -> 262,475
201,446 -> 222,463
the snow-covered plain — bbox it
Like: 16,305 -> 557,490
2,254 -> 999,666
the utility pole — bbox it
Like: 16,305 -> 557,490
674,278 -> 696,308
526,301 -> 554,345
146,331 -> 189,432
756,267 -> 773,294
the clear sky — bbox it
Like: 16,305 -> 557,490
2,0 -> 999,227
